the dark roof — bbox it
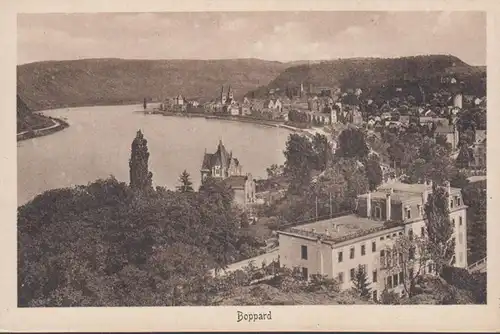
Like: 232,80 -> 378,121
201,140 -> 232,170
224,175 -> 247,189
201,153 -> 214,170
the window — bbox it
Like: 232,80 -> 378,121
302,267 -> 308,280
459,216 -> 463,226
350,247 -> 355,259
380,250 -> 385,266
372,290 -> 378,302
338,272 -> 344,284
457,197 -> 461,206
417,204 -> 422,215
399,271 -> 404,283
380,236 -> 385,241
361,244 -> 366,256
398,232 -> 403,236
338,251 -> 343,263
452,218 -> 455,226
406,208 -> 411,219
393,273 -> 399,286
387,234 -> 391,239
372,241 -> 377,252
350,268 -> 355,281
408,228 -> 414,241
392,233 -> 397,238
301,245 -> 308,260
372,270 -> 378,283
387,275 -> 393,288
421,226 -> 425,236
428,264 -> 432,274
375,207 -> 382,219
450,199 -> 454,209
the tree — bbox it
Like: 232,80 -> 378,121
352,265 -> 371,299
462,182 -> 486,263
266,164 -> 281,178
455,146 -> 473,169
177,170 -> 194,193
336,127 -> 369,159
424,184 -> 455,274
129,130 -> 153,191
283,134 -> 316,194
143,98 -> 147,110
333,158 -> 369,210
365,154 -> 383,191
384,235 -> 432,298
312,133 -> 332,171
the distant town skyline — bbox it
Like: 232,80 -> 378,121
18,11 -> 486,66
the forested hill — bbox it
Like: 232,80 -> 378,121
17,58 -> 289,111
247,55 -> 486,101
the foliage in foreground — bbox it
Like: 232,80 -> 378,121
18,177 -> 262,307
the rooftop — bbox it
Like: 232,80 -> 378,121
281,214 -> 390,244
358,190 -> 421,203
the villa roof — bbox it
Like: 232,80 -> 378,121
201,140 -> 232,170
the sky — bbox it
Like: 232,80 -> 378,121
17,11 -> 486,65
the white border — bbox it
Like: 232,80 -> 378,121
1,0 -> 499,332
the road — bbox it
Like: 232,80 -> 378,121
17,118 -> 60,137
467,175 -> 487,183
210,248 -> 279,277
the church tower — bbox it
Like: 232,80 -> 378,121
221,85 -> 227,105
227,85 -> 234,100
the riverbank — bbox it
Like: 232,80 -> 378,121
17,115 -> 69,141
143,109 -> 327,136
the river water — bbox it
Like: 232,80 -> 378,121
17,105 -> 292,206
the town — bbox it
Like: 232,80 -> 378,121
16,12 -> 487,308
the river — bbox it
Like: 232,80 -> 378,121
17,104 -> 292,206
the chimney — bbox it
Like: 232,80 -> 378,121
385,191 -> 392,221
422,188 -> 428,205
366,192 -> 372,218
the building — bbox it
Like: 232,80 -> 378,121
200,140 -> 256,208
263,98 -> 283,112
471,130 -> 486,169
277,181 -> 468,301
224,174 -> 257,207
201,139 -> 243,181
435,122 -> 459,151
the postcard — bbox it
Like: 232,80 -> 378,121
1,0 -> 499,332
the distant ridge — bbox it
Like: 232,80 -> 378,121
17,58 -> 289,111
247,55 -> 486,100
17,55 -> 486,111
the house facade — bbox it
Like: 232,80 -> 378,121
200,140 -> 256,208
277,181 -> 468,301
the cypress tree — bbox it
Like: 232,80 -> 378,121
177,170 -> 194,193
129,130 -> 153,191
352,264 -> 372,299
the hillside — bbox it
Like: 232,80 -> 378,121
16,94 -> 53,133
247,55 -> 486,101
17,58 -> 289,111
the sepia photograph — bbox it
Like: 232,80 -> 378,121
2,1 -> 498,331
15,10 -> 488,308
